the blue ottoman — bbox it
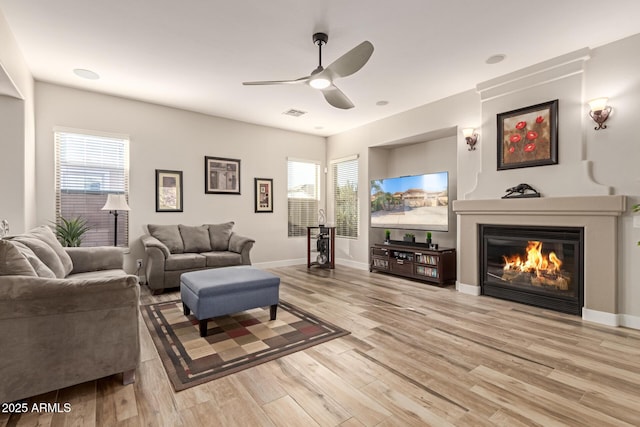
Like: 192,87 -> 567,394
180,266 -> 280,337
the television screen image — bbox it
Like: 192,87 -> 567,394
370,171 -> 448,231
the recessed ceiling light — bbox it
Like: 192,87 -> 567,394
485,54 -> 506,65
314,126 -> 324,130
376,100 -> 389,106
73,68 -> 100,80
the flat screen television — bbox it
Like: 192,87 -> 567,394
370,171 -> 448,231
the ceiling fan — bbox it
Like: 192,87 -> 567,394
242,32 -> 374,109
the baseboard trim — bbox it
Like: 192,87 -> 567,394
253,258 -> 306,269
456,281 -> 481,296
619,313 -> 640,330
582,308 -> 619,327
336,259 -> 369,271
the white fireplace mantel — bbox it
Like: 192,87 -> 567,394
453,195 -> 626,326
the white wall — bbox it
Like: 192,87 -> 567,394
0,9 -> 35,232
327,34 -> 640,321
34,82 -> 326,271
326,89 -> 480,267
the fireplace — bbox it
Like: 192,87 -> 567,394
480,225 -> 584,315
453,196 -> 625,325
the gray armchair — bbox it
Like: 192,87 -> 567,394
0,226 -> 140,403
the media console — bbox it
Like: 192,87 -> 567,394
370,242 -> 456,286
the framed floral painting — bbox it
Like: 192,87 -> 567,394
497,99 -> 558,170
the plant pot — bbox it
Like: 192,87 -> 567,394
403,236 -> 415,243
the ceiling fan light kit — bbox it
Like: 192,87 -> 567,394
243,32 -> 374,109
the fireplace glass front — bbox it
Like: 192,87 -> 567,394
479,225 -> 583,315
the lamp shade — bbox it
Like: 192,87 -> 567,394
101,194 -> 130,211
462,128 -> 475,138
588,97 -> 608,112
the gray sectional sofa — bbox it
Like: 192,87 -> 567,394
140,222 -> 255,294
0,226 -> 140,403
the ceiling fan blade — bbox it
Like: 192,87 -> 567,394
325,41 -> 374,79
321,85 -> 354,109
242,76 -> 309,86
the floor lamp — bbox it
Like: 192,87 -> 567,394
101,194 -> 130,246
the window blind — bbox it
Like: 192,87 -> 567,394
331,155 -> 359,238
287,159 -> 320,237
55,131 -> 130,247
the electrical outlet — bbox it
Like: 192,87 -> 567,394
136,259 -> 143,269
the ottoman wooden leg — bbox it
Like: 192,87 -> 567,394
183,303 -> 190,316
199,319 -> 208,337
270,304 -> 278,320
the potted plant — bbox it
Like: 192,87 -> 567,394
426,232 -> 432,244
52,216 -> 90,247
403,233 -> 415,243
384,229 -> 391,242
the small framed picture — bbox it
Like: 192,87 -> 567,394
205,156 -> 241,194
497,99 -> 558,170
156,169 -> 183,212
254,178 -> 273,213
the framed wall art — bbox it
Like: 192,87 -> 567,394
254,178 -> 273,213
204,156 -> 241,194
156,169 -> 183,212
497,99 -> 558,170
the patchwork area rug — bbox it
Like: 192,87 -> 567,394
141,299 -> 349,391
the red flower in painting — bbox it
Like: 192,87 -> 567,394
515,121 -> 527,130
526,131 -> 538,140
510,134 -> 522,143
524,143 -> 536,152
509,146 -> 515,153
536,116 -> 544,124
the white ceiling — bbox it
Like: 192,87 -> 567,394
2,0 -> 640,137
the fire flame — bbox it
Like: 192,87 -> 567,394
503,241 -> 562,275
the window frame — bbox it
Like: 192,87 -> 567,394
54,127 -> 130,247
330,154 -> 359,239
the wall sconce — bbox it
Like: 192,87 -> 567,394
462,128 -> 478,151
588,97 -> 611,130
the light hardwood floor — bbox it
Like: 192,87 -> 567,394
2,265 -> 640,426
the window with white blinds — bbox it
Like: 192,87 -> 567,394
287,159 -> 320,237
55,130 -> 130,247
331,155 -> 359,238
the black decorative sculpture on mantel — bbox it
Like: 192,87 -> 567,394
502,183 -> 541,199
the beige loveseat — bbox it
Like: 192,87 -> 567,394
0,226 -> 140,404
141,222 -> 255,294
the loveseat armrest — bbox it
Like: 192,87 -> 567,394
141,234 -> 170,291
141,234 -> 170,258
65,246 -> 124,274
229,233 -> 255,265
0,274 -> 139,319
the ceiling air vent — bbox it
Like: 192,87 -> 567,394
282,109 -> 307,117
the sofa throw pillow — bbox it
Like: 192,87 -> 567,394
28,225 -> 74,277
0,240 -> 37,276
179,225 -> 212,253
10,236 -> 67,278
207,222 -> 235,251
148,224 -> 184,254
11,241 -> 56,278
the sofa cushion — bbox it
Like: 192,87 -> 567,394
148,224 -> 184,254
201,251 -> 243,268
164,253 -> 206,271
179,225 -> 212,253
0,240 -> 37,276
10,236 -> 67,278
207,222 -> 234,251
28,226 -> 74,277
11,241 -> 56,278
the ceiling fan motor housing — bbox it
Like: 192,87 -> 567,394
313,32 -> 328,46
